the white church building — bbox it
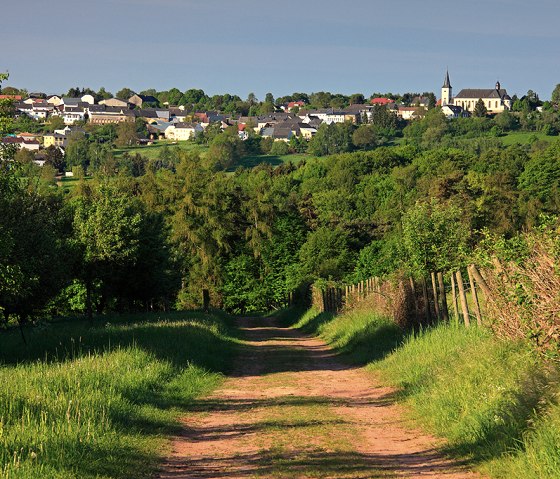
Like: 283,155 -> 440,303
441,70 -> 512,114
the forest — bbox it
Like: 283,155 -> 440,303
3,75 -> 560,325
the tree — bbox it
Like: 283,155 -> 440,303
65,133 -> 90,171
96,87 -> 113,101
72,183 -> 143,319
115,121 -> 139,147
551,84 -> 560,105
401,199 -> 470,275
494,110 -> 518,131
473,99 -> 488,117
44,115 -> 65,132
352,124 -> 379,150
298,226 -> 353,281
0,72 -> 14,137
44,145 -> 66,172
116,87 -> 134,101
349,93 -> 365,105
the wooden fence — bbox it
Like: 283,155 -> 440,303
311,264 -> 490,329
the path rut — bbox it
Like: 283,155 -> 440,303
156,316 -> 483,478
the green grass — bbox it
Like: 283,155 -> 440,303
292,305 -> 560,478
500,130 -> 553,146
0,311 -> 238,479
112,141 -> 208,160
56,176 -> 92,192
292,306 -> 403,364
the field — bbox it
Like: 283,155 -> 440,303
500,130 -> 554,146
112,141 -> 208,160
0,311 -> 238,479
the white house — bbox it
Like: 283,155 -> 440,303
165,122 -> 203,141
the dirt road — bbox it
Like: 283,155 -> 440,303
156,316 -> 482,478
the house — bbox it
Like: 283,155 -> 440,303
128,94 -> 159,108
81,94 -> 95,105
298,108 -> 346,124
1,136 -> 40,151
397,106 -> 420,120
280,100 -> 306,111
43,132 -> 67,148
165,122 -> 203,141
169,107 -> 188,123
61,105 -> 87,124
0,94 -> 22,101
99,97 -> 129,108
88,105 -> 134,124
441,104 -> 469,119
441,70 -> 512,113
46,95 -> 63,106
16,132 -> 40,141
370,97 -> 394,106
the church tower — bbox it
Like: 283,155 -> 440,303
441,70 -> 452,106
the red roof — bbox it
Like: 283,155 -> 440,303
288,101 -> 305,108
0,94 -> 22,100
370,97 -> 393,105
238,123 -> 246,131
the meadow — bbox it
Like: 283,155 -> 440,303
0,311 -> 238,479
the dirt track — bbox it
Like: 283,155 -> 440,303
156,316 -> 483,478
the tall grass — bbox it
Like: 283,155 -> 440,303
291,305 -> 560,478
0,311 -> 238,479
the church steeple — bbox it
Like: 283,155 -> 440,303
443,69 -> 452,89
441,69 -> 452,106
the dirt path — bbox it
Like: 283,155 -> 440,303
156,316 -> 483,478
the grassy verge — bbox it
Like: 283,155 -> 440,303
0,310 -> 238,479
290,305 -> 560,478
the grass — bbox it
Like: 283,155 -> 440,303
290,304 -> 560,478
56,176 -> 92,192
292,306 -> 403,364
500,130 -> 553,146
112,141 -> 208,160
0,310 -> 239,479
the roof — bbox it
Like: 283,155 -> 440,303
371,97 -> 393,105
0,94 -> 22,100
454,88 -> 508,100
442,70 -> 451,88
174,122 -> 197,129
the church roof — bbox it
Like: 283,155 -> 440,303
455,88 -> 508,100
442,70 -> 451,88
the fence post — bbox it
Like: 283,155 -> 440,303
202,289 -> 210,313
421,277 -> 432,324
456,270 -> 470,327
450,272 -> 460,325
467,265 -> 482,326
409,277 -> 420,323
431,272 -> 441,321
437,272 -> 449,322
469,264 -> 491,299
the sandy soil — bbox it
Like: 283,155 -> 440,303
155,316 -> 484,478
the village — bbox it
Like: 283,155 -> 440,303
0,71 -> 517,170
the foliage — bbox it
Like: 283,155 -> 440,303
401,199 -> 471,274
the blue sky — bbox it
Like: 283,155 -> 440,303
2,0 -> 559,100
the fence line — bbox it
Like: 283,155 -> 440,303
311,264 -> 490,329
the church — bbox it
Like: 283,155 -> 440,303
441,70 -> 512,114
